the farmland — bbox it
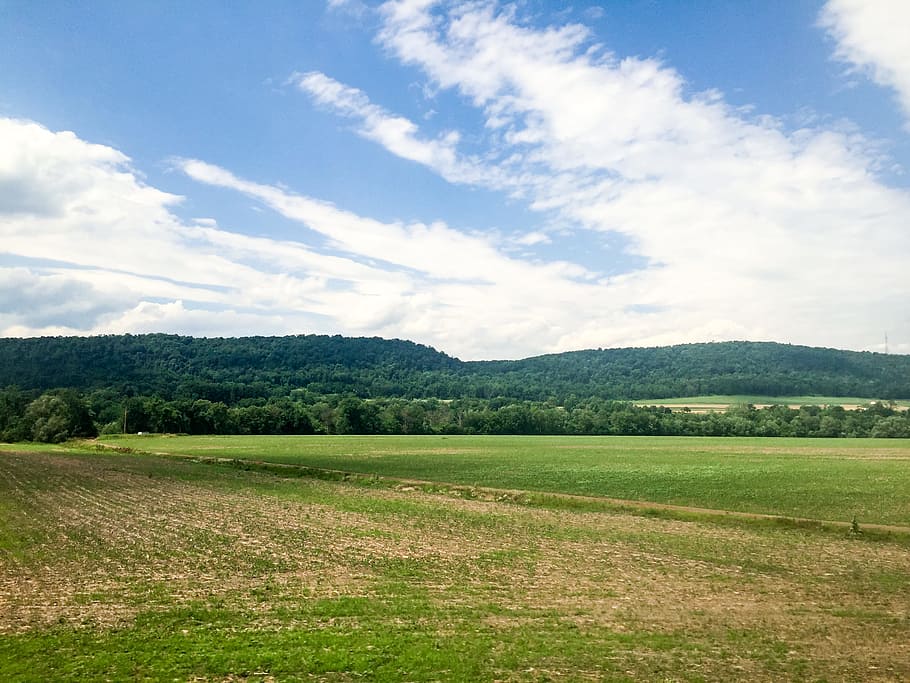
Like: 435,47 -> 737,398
633,395 -> 910,412
2,436 -> 910,680
103,434 -> 910,527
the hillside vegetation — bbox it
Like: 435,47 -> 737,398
1,334 -> 907,401
2,335 -> 909,441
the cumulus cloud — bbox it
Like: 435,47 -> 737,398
820,0 -> 910,127
0,267 -> 131,330
1,116 -> 622,359
0,118 -> 400,344
0,118 -> 134,218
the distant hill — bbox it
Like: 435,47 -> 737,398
0,335 -> 908,401
470,342 -> 910,400
0,334 -> 461,402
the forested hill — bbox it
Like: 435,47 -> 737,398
0,335 -> 908,401
472,342 -> 910,400
0,335 -> 461,402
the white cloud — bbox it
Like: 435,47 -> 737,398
820,0 -> 910,127
4,2 -> 910,359
333,0 -> 910,353
513,231 -> 550,246
0,118 -> 136,217
292,71 -> 504,187
177,158 -> 625,356
295,70 -> 458,168
99,300 -> 303,338
0,116 -> 627,359
326,0 -> 368,18
0,267 -> 132,330
0,118 -> 410,345
179,157 -> 536,283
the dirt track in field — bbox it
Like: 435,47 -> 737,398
2,449 -> 909,680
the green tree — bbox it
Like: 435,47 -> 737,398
871,415 -> 910,438
335,397 -> 380,434
23,390 -> 97,443
0,386 -> 31,441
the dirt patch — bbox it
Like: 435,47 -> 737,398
0,451 -> 379,631
0,451 -> 515,632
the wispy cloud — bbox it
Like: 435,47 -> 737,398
326,0 -> 369,19
307,0 -> 909,352
292,70 -> 504,188
820,0 -> 910,128
179,157 -> 518,282
177,157 -> 619,355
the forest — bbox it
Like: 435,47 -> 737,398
1,334 -> 908,401
1,334 -> 909,442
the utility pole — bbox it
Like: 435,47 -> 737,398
123,407 -> 128,434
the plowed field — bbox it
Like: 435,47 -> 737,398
2,447 -> 909,681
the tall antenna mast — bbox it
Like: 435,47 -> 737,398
885,333 -> 889,355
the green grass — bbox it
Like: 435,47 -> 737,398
0,601 -> 789,682
4,446 -> 910,680
0,600 -> 499,681
99,434 -> 910,526
0,599 -> 717,682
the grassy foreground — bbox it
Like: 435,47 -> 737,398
102,434 -> 910,527
2,445 -> 910,681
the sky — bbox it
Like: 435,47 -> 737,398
1,0 -> 909,360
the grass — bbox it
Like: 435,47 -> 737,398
99,434 -> 910,527
3,446 -> 910,680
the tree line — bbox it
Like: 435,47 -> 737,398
3,386 -> 909,443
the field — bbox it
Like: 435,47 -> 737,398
633,395 -> 910,412
2,437 -> 910,681
102,434 -> 910,527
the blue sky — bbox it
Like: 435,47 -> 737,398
1,0 -> 909,359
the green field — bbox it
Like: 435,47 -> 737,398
3,437 -> 910,681
102,434 -> 910,527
